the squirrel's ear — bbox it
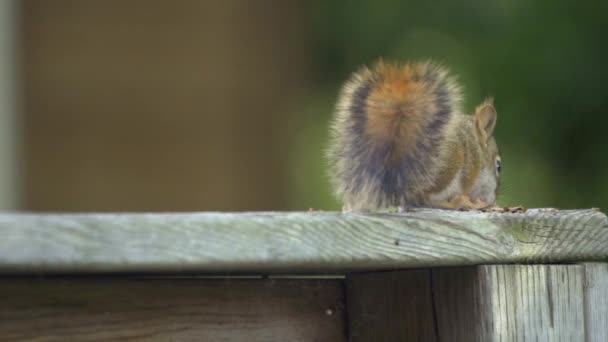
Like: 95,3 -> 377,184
474,98 -> 497,142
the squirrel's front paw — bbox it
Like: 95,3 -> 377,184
434,195 -> 489,211
469,197 -> 491,210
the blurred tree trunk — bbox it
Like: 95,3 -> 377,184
0,0 -> 18,210
21,0 -> 308,211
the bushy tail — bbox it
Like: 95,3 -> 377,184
327,61 -> 462,209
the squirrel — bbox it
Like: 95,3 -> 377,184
327,61 -> 501,211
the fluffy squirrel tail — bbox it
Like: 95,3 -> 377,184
327,61 -> 463,209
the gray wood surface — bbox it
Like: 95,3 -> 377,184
0,278 -> 345,341
583,263 -> 608,341
346,265 -> 604,341
433,265 -> 586,341
346,270 -> 437,341
0,209 -> 607,273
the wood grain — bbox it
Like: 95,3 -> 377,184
432,265 -> 586,341
583,263 -> 608,342
0,209 -> 606,274
0,278 -> 345,341
427,267 -> 488,340
346,270 -> 437,342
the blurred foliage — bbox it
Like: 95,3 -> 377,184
289,0 -> 608,211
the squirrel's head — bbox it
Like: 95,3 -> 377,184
472,98 -> 500,206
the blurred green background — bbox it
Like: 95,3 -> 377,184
8,1 -> 608,212
292,1 -> 608,211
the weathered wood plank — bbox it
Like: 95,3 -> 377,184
0,209 -> 606,273
0,278 -> 345,341
427,267 -> 488,340
346,270 -> 437,341
583,263 -> 608,342
432,265 -> 585,341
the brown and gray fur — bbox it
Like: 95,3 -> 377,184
327,61 -> 501,211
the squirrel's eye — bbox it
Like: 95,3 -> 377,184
496,158 -> 502,173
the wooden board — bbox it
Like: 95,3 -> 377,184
432,265 -> 585,341
0,209 -> 607,274
346,270 -> 437,341
583,263 -> 608,341
346,264 -> 606,341
0,278 -> 345,341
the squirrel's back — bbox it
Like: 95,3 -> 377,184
327,61 -> 463,210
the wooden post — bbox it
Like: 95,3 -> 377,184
583,263 -> 608,342
432,265 -> 585,341
347,264 -> 608,341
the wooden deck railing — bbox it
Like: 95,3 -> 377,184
1,209 -> 607,341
